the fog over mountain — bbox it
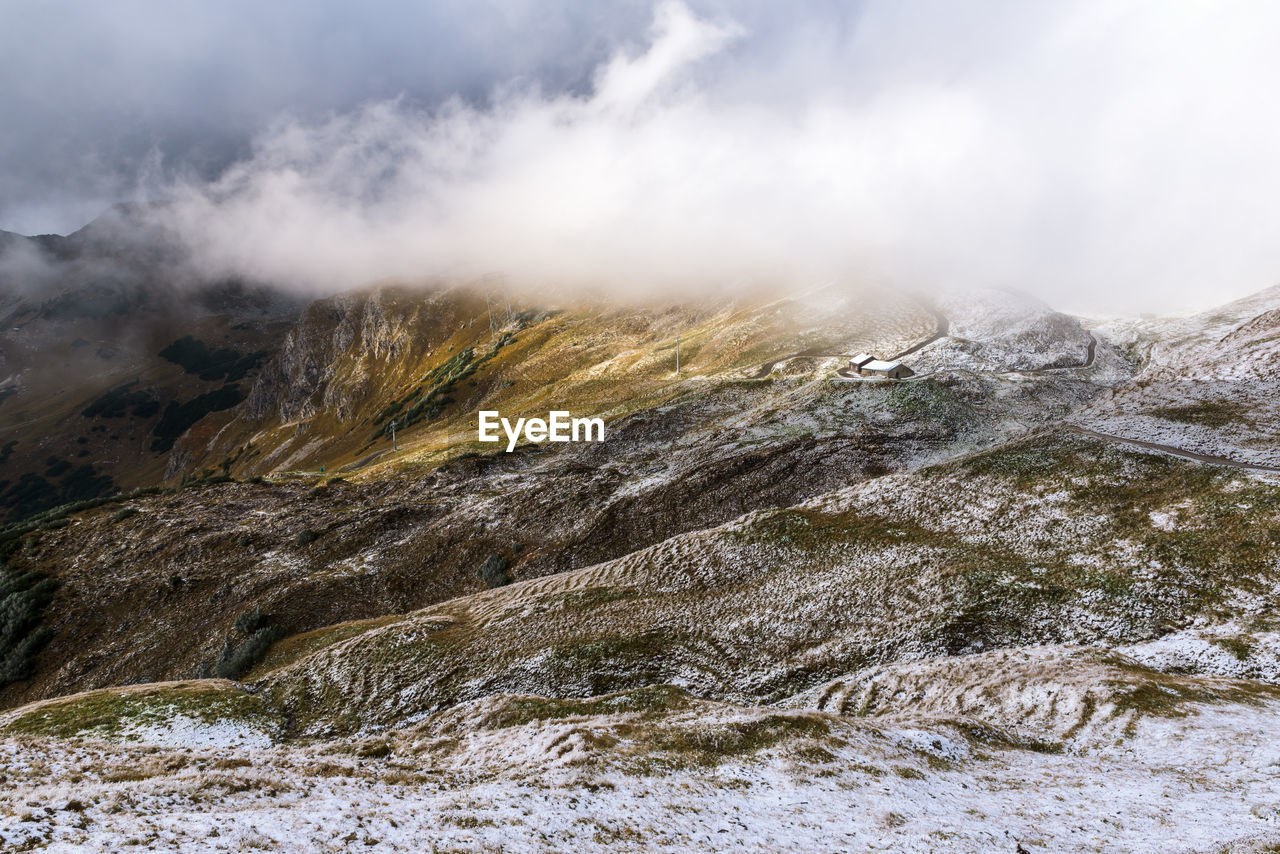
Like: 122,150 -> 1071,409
5,0 -> 1280,312
12,5 -> 1280,851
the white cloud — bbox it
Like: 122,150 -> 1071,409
148,0 -> 1280,314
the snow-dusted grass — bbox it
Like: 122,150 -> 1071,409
1120,621 -> 1280,684
248,429 -> 1280,738
1076,285 -> 1280,467
0,681 -> 284,748
9,288 -> 1280,851
3,683 -> 1279,853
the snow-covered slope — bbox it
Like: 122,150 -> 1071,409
1076,284 -> 1280,466
4,662 -> 1279,852
923,289 -> 1097,373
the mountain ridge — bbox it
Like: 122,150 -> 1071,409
5,214 -> 1280,851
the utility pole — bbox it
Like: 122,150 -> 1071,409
390,419 -> 398,451
503,293 -> 513,326
675,335 -> 681,374
485,293 -> 495,335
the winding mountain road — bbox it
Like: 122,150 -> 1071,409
1066,424 -> 1280,473
888,304 -> 950,361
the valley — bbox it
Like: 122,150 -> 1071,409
5,2 -> 1280,850
1,220 -> 1278,851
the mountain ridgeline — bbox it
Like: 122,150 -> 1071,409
4,212 -> 1280,850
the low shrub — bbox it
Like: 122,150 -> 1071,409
233,608 -> 266,634
158,336 -> 266,382
0,569 -> 58,687
478,554 -> 510,588
150,385 -> 246,452
80,382 -> 159,419
213,626 -> 286,680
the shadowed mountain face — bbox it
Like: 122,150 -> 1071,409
0,207 -> 304,522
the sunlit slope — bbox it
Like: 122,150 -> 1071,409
188,284 -> 936,479
1,283 -> 1131,710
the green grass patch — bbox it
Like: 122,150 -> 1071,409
2,681 -> 283,740
372,331 -> 517,438
1147,401 -> 1250,428
244,614 -> 405,679
539,630 -> 676,695
647,713 -> 831,766
885,380 -> 971,429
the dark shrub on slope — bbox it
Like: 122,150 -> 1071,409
150,385 -> 245,452
0,569 -> 58,687
479,554 -> 510,588
159,336 -> 266,383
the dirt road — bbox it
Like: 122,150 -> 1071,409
1066,424 -> 1280,473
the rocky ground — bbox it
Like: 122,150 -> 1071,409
3,265 -> 1280,851
2,653 -> 1279,852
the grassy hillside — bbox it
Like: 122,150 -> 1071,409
4,430 -> 1280,852
181,284 -> 938,481
241,429 -> 1280,736
0,284 -> 1129,711
0,279 -> 298,522
4,284 -> 1280,852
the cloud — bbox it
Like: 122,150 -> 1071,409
10,1 -> 1280,314
165,1 -> 760,297
0,0 -> 660,234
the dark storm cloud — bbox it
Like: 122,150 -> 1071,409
0,0 -> 671,233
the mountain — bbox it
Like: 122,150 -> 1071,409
1074,284 -> 1280,469
3,222 -> 1280,851
0,207 -> 304,521
0,278 -> 1126,711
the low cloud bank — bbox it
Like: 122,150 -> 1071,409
59,2 -> 1280,313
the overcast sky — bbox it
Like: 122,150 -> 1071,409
0,0 -> 661,233
3,0 -> 1280,313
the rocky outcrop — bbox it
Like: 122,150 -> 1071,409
244,296 -> 353,422
243,287 -> 473,424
